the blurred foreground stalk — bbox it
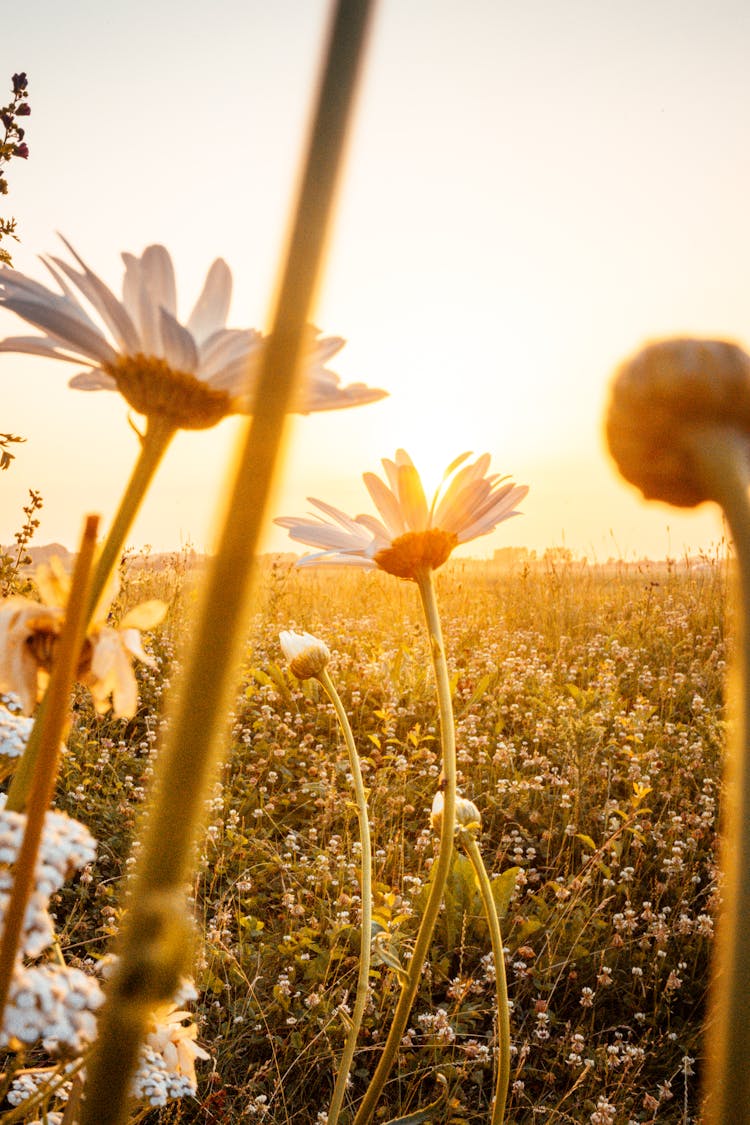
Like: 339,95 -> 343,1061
80,3 -> 376,1123
606,339 -> 750,1124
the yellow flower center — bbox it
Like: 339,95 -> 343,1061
105,354 -> 232,430
374,529 -> 459,579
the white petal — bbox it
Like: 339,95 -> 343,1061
362,472 -> 406,538
68,368 -> 118,390
50,237 -> 141,354
0,299 -> 116,365
159,309 -> 199,372
141,245 -> 177,317
187,258 -> 232,342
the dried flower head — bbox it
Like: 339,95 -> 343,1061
279,630 -> 330,680
606,338 -> 750,507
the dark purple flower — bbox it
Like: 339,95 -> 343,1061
11,73 -> 28,94
16,103 -> 30,117
1,113 -> 12,130
14,142 -> 28,159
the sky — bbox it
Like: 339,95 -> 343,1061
2,0 -> 749,561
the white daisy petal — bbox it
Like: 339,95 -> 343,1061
159,308 -> 199,372
187,258 -> 232,342
0,299 -> 116,365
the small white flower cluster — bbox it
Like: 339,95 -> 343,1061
0,798 -> 96,960
0,706 -> 32,770
131,1045 -> 199,1106
0,797 -> 97,897
7,1066 -> 74,1106
0,963 -> 104,1055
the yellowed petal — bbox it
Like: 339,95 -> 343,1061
120,599 -> 167,631
34,557 -> 70,608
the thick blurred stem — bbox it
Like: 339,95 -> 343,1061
6,417 -> 174,811
318,667 -> 372,1125
353,566 -> 456,1125
80,5 -> 375,1124
689,426 -> 750,1124
458,829 -> 510,1125
0,516 -> 98,1027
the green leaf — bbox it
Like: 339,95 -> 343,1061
490,866 -> 519,920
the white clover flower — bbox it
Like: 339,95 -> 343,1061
277,449 -> 527,580
1,963 -> 104,1055
279,630 -> 330,680
0,706 -> 32,780
0,238 -> 387,429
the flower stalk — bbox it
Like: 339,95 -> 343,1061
79,5 -> 376,1122
317,665 -> 372,1125
5,416 -> 174,813
682,425 -> 750,1123
353,565 -> 456,1125
457,827 -> 511,1125
0,514 -> 99,1028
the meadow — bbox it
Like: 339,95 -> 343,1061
44,550 -> 726,1124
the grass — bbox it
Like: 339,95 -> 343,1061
42,551 -> 727,1124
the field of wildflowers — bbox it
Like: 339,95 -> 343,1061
37,551 -> 720,1124
0,15 -> 746,1118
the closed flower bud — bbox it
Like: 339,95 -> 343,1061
606,338 -> 750,508
279,630 -> 330,680
431,790 -> 481,834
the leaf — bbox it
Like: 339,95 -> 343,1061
460,672 -> 492,713
490,866 -> 519,920
575,833 -> 597,851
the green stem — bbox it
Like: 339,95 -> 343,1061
687,426 -> 750,1124
80,6 -> 375,1123
0,516 -> 98,1030
318,667 -> 373,1125
353,566 -> 456,1125
85,414 -> 176,618
458,829 -> 510,1125
5,416 -> 174,812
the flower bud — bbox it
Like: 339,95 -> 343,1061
279,630 -> 330,680
430,790 -> 482,834
606,338 -> 750,507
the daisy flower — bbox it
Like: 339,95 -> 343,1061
0,238 -> 387,429
276,449 -> 528,580
0,558 -> 165,717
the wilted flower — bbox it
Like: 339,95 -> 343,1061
276,449 -> 528,580
0,558 -> 166,716
279,629 -> 330,680
143,1001 -> 210,1088
431,790 -> 481,834
0,239 -> 387,429
606,337 -> 750,507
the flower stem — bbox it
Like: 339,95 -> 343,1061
79,6 -> 375,1123
686,425 -> 750,1122
353,566 -> 456,1125
318,666 -> 373,1125
5,416 -> 174,813
0,515 -> 98,1029
457,828 -> 510,1125
85,414 -> 176,618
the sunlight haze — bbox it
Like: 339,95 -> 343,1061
2,0 -> 748,561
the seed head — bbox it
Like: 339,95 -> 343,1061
606,338 -> 750,507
